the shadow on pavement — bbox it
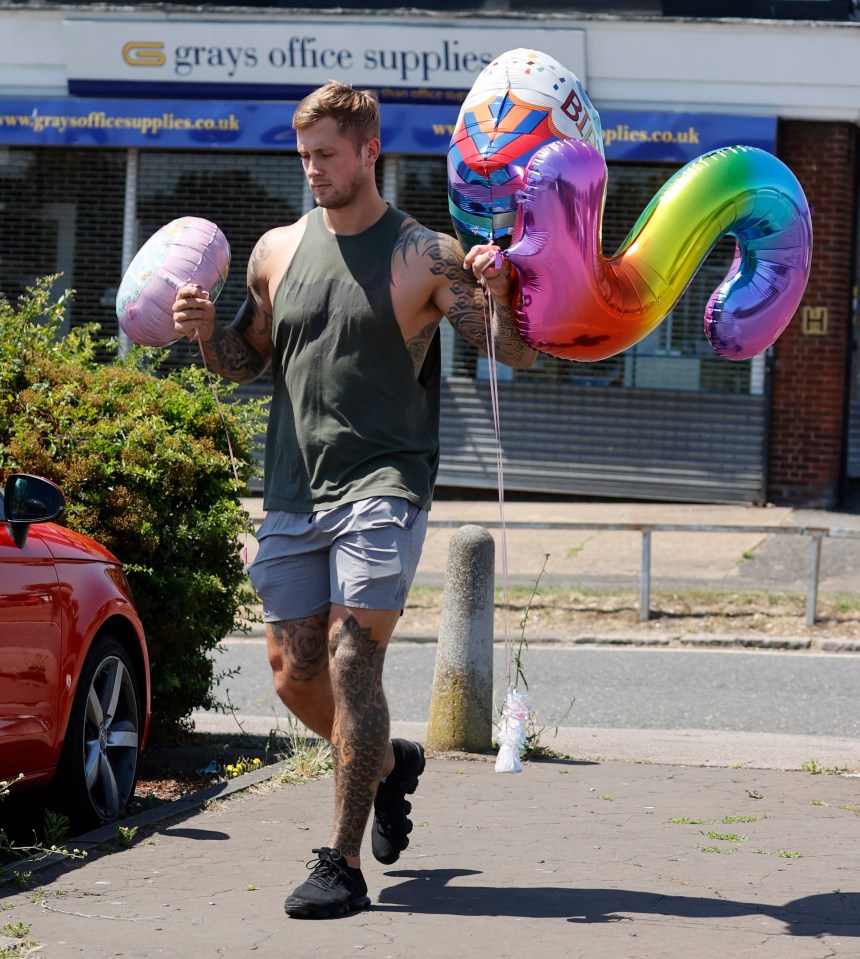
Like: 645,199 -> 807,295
376,869 -> 860,936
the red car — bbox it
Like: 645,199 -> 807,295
1,473 -> 150,829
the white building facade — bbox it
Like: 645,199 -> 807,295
1,4 -> 858,504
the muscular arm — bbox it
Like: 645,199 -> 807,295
423,229 -> 536,369
474,287 -> 537,370
173,234 -> 274,384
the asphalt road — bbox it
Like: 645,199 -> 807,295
206,640 -> 860,741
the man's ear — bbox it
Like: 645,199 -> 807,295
364,137 -> 381,165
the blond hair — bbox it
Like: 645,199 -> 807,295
292,80 -> 380,146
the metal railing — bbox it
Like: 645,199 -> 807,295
426,520 -> 860,627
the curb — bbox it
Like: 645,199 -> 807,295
0,757 -> 298,886
227,626 -> 860,654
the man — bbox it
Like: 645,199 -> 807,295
173,80 -> 535,919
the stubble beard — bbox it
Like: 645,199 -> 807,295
313,169 -> 366,210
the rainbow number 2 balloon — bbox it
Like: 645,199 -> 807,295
506,139 -> 813,361
117,216 -> 230,347
448,48 -> 603,250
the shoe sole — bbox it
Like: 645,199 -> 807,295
405,744 -> 426,796
372,743 -> 426,865
284,895 -> 371,919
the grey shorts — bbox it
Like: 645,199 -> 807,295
248,496 -> 429,622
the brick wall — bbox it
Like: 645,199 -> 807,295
768,120 -> 858,507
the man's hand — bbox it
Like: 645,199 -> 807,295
463,243 -> 513,302
173,284 -> 216,343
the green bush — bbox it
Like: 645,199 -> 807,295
0,277 -> 266,737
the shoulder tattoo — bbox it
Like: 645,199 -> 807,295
393,220 -> 463,277
236,236 -> 273,338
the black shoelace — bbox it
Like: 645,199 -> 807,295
305,849 -> 346,890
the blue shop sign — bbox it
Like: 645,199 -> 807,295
0,98 -> 776,162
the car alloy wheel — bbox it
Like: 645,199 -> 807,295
59,635 -> 142,829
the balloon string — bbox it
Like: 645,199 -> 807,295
483,289 -> 512,688
480,71 -> 512,686
189,334 -> 249,566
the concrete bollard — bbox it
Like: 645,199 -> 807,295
426,524 -> 495,753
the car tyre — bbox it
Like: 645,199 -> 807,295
54,634 -> 143,832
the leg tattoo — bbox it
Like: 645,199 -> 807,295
269,614 -> 329,682
266,613 -> 336,741
328,615 -> 390,859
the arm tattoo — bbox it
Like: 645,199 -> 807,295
206,322 -> 265,383
328,615 -> 389,859
245,236 -> 272,337
485,297 -> 535,367
394,221 -> 444,374
393,220 -> 533,369
391,217 -> 429,268
404,322 -> 438,376
434,235 -> 491,351
201,235 -> 272,382
441,237 -> 534,365
420,230 -> 534,368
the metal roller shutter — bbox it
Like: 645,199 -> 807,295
438,378 -> 766,504
848,398 -> 860,478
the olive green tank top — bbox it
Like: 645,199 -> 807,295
263,205 -> 441,512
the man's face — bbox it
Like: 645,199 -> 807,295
296,116 -> 376,210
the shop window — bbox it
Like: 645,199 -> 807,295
0,146 -> 126,347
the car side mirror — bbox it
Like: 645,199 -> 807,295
4,473 -> 66,548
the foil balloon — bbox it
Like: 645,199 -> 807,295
116,216 -> 230,347
448,47 -> 603,250
506,140 -> 813,361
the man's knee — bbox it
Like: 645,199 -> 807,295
328,608 -> 399,658
266,614 -> 329,683
327,612 -> 398,706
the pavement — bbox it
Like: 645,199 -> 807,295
2,497 -> 860,957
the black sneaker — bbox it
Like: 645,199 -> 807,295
371,739 -> 426,865
283,848 -> 371,919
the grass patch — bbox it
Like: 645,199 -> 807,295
268,719 -> 333,785
0,943 -> 42,959
406,583 -> 860,627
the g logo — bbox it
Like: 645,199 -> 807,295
123,42 -> 166,67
